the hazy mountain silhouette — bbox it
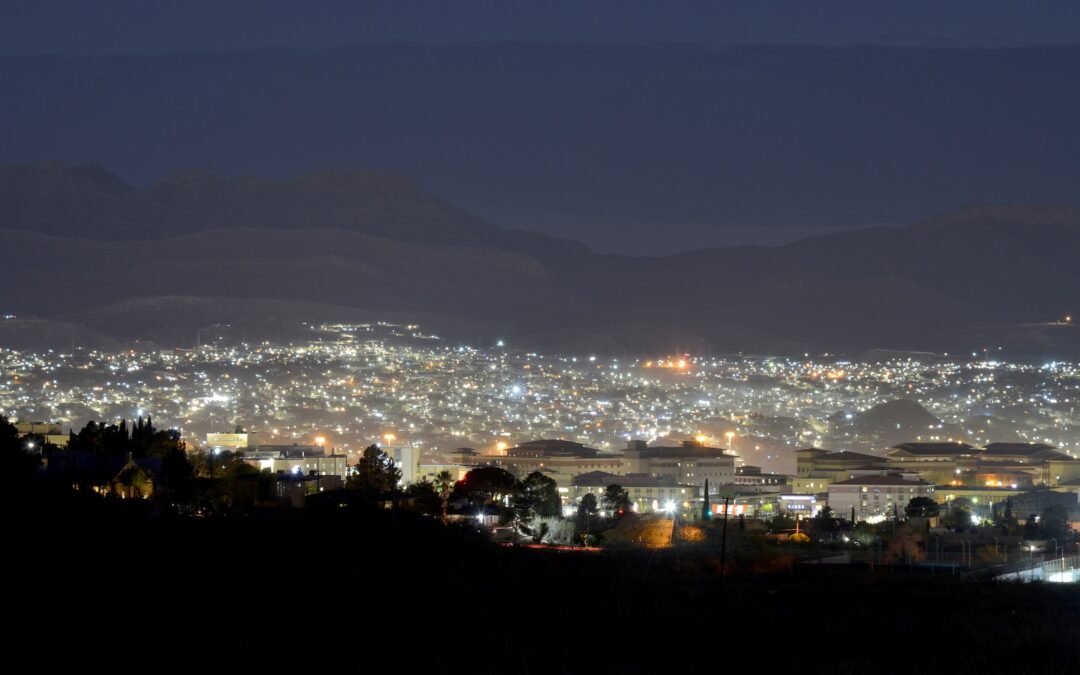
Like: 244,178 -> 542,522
5,43 -> 1080,254
2,161 -> 1080,356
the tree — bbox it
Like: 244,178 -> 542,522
1040,503 -> 1069,542
406,478 -> 441,515
994,497 -> 1019,533
769,511 -> 796,532
601,484 -> 631,517
346,444 -> 402,495
576,493 -> 599,546
701,479 -> 711,521
941,499 -> 974,532
1023,513 -> 1040,538
0,416 -> 42,495
520,471 -> 561,518
884,523 -> 926,564
814,505 -> 840,535
159,445 -> 195,496
433,470 -> 456,524
905,496 -> 940,519
578,493 -> 598,516
460,466 -> 517,505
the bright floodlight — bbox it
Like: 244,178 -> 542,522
664,500 -> 676,514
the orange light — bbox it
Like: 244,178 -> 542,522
314,436 -> 326,446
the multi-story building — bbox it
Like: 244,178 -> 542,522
622,439 -> 737,495
828,474 -> 934,521
886,442 -> 1079,487
244,443 -> 348,477
568,470 -> 702,516
791,448 -> 884,494
734,465 -> 787,492
382,445 -> 419,485
15,421 -> 68,447
884,442 -> 980,484
416,463 -> 471,483
206,432 -> 257,452
475,439 -> 623,487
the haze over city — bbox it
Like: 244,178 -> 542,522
4,2 -> 1080,673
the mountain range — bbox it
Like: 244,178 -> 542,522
5,43 -> 1080,254
2,160 -> 1079,357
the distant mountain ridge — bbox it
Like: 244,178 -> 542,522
0,161 -> 590,261
912,202 -> 1080,231
3,160 -> 1080,357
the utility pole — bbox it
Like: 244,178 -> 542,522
720,496 -> 731,582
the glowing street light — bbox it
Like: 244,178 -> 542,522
314,436 -> 326,446
496,441 -> 507,454
725,431 -> 735,452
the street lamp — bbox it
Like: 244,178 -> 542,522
725,431 -> 735,453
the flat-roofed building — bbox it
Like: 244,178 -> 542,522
417,463 -> 471,483
479,439 -> 623,487
886,441 -> 1079,487
15,421 -> 68,447
206,432 -> 256,451
885,442 -> 980,485
622,439 -> 737,495
828,474 -> 934,521
382,445 -> 419,485
243,443 -> 347,477
568,470 -> 701,516
734,465 -> 787,492
792,448 -> 884,494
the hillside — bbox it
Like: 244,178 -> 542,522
3,161 -> 1080,356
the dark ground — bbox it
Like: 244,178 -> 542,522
6,496 -> 1079,674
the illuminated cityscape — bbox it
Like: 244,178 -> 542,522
7,4 -> 1080,670
4,323 -> 1079,470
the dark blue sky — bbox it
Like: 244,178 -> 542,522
3,1 -> 1080,54
4,3 -> 1080,253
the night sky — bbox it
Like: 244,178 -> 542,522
4,2 -> 1080,253
5,1 -> 1080,53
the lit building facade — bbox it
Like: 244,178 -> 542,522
828,474 -> 934,521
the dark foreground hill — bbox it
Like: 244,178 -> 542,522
3,161 -> 1080,356
7,497 -> 1080,673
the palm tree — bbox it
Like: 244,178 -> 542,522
434,470 -> 455,524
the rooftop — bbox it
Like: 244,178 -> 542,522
831,474 -> 932,487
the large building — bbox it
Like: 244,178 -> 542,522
622,439 -> 737,495
473,439 -> 623,487
792,448 -> 885,494
382,445 -> 419,485
206,432 -> 257,452
15,421 -> 68,447
734,465 -> 787,492
568,470 -> 702,516
243,443 -> 348,477
828,474 -> 934,521
885,442 -> 1079,487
